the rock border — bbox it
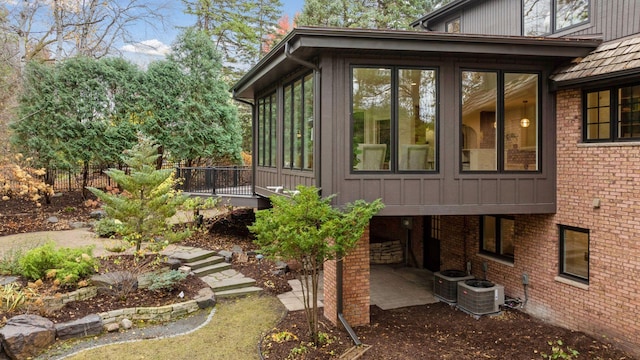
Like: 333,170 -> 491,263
0,287 -> 215,360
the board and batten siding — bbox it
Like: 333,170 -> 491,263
568,0 -> 640,41
318,53 -> 557,217
426,0 -> 520,36
426,0 -> 639,41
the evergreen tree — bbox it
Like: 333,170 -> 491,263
163,28 -> 242,165
87,137 -> 190,252
182,0 -> 283,72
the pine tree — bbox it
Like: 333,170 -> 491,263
87,137 -> 190,252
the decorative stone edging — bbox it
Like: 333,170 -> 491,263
42,286 -> 98,311
0,288 -> 216,359
99,287 -> 215,325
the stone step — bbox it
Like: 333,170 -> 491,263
215,286 -> 263,298
209,277 -> 257,292
184,256 -> 225,270
167,248 -> 218,263
192,262 -> 232,277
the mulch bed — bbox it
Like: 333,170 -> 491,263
0,192 -> 636,359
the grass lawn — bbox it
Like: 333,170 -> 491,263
65,295 -> 286,360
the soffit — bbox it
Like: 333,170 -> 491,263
232,27 -> 600,100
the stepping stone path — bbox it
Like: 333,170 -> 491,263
162,245 -> 262,299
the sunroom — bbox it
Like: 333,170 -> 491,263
232,27 -> 599,327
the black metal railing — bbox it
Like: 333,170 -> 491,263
175,166 -> 252,196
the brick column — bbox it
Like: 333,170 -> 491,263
323,227 -> 371,327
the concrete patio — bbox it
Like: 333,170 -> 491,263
277,265 -> 438,311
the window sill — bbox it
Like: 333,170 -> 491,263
554,276 -> 589,290
476,253 -> 514,267
578,141 -> 640,148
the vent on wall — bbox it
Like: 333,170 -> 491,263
457,279 -> 504,316
433,270 -> 475,303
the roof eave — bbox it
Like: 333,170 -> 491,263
232,27 -> 601,100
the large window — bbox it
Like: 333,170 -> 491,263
284,73 -> 314,170
480,215 -> 515,261
559,225 -> 589,283
461,71 -> 539,172
257,92 -> 277,167
523,0 -> 589,36
352,67 -> 437,172
585,84 -> 640,141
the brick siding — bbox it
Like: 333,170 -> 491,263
324,227 -> 371,327
438,89 -> 640,355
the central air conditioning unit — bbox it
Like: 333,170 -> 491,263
457,279 -> 504,316
433,270 -> 475,304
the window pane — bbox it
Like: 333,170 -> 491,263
284,86 -> 292,168
293,80 -> 302,168
556,0 -> 589,31
462,71 -> 497,171
482,216 -> 497,253
500,218 -> 515,257
303,74 -> 314,170
585,90 -> 610,140
258,98 -> 265,166
398,69 -> 437,171
352,68 -> 391,171
561,227 -> 589,280
618,85 -> 640,139
269,93 -> 277,167
504,73 -> 538,171
523,0 -> 551,36
446,18 -> 460,33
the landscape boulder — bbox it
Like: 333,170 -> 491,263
54,314 -> 103,340
91,271 -> 138,295
0,315 -> 55,360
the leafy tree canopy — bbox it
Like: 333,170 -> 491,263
297,0 -> 453,30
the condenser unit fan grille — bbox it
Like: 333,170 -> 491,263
457,280 -> 504,315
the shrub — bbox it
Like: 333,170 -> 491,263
0,283 -> 37,312
147,270 -> 188,291
18,242 -> 96,285
94,218 -> 124,238
0,247 -> 25,275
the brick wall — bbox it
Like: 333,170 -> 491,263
439,89 -> 640,355
324,227 -> 371,327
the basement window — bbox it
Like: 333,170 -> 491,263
559,225 -> 589,283
480,215 -> 515,262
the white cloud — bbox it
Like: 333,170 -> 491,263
121,39 -> 171,57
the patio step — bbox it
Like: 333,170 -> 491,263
184,255 -> 225,270
215,286 -> 263,298
192,262 -> 233,277
209,277 -> 257,292
167,248 -> 218,263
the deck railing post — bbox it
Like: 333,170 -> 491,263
212,167 -> 217,195
233,166 -> 239,188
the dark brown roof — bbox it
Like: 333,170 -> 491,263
232,27 -> 600,100
551,33 -> 640,85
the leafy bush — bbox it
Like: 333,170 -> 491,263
94,218 -> 124,238
147,270 -> 187,291
18,242 -> 96,285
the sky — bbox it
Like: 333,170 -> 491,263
121,0 -> 305,65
